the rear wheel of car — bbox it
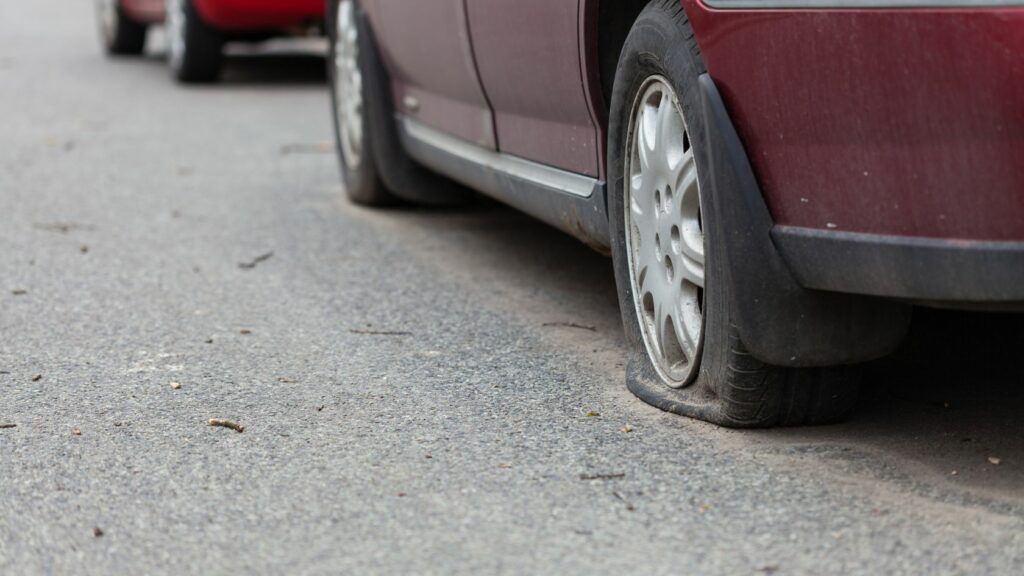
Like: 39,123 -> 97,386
607,0 -> 859,427
96,0 -> 148,56
328,0 -> 391,205
327,0 -> 470,207
167,0 -> 223,83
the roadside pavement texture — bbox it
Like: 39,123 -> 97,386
2,1 -> 1023,574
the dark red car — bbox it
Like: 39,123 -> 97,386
330,0 -> 1024,427
96,0 -> 324,82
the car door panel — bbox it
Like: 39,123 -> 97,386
466,0 -> 600,176
363,0 -> 495,149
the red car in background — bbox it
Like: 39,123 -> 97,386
96,0 -> 324,82
326,0 -> 1024,427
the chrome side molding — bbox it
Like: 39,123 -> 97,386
397,115 -> 611,251
399,117 -> 596,199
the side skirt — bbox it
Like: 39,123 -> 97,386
397,116 -> 611,253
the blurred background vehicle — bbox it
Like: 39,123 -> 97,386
165,0 -> 324,82
95,0 -> 325,83
96,0 -> 164,55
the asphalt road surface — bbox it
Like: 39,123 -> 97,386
3,2 -> 1024,574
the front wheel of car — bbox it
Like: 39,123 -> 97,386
96,0 -> 148,56
167,0 -> 223,83
607,0 -> 859,427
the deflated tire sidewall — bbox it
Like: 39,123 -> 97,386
607,8 -> 732,423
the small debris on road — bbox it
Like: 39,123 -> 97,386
238,251 -> 273,270
80,245 -> 89,254
205,338 -> 214,344
579,473 -> 625,481
92,527 -> 103,538
11,289 -> 27,296
988,456 -> 1002,465
0,423 -> 16,429
280,142 -> 333,155
31,374 -> 42,382
316,404 -> 325,412
277,377 -> 296,383
33,222 -> 95,234
542,321 -> 597,332
239,329 -> 252,335
348,329 -> 413,336
698,504 -> 710,514
950,470 -> 958,476
72,428 -> 81,436
209,418 -> 245,433
612,491 -> 635,512
170,382 -> 182,390
497,463 -> 512,469
585,411 -> 600,417
620,424 -> 633,433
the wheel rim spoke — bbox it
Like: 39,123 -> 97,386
637,102 -> 658,174
679,255 -> 704,289
98,0 -> 116,38
672,290 -> 701,362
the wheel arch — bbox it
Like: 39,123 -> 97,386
592,0 -> 651,111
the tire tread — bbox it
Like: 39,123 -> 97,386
104,7 -> 148,55
173,0 -> 223,84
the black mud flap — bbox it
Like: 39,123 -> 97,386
694,74 -> 909,367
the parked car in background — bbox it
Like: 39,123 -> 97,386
327,0 -> 1024,427
165,0 -> 324,82
96,0 -> 164,55
95,0 -> 324,83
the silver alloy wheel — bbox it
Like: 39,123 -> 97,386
167,0 -> 186,70
97,0 -> 116,40
624,76 -> 705,387
332,0 -> 364,171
